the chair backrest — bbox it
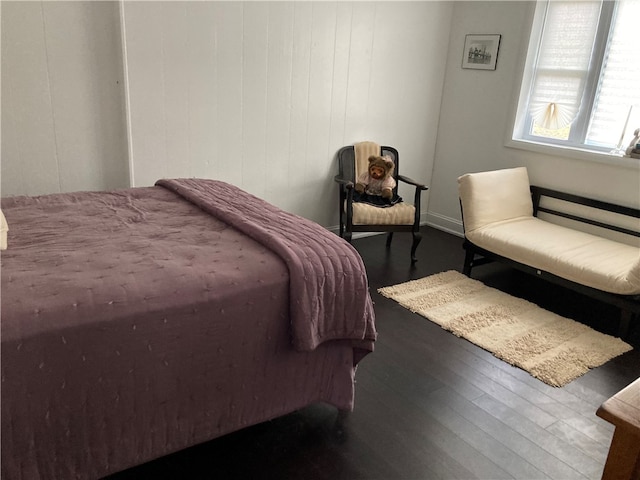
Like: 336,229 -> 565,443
457,167 -> 533,232
354,141 -> 381,178
337,144 -> 400,193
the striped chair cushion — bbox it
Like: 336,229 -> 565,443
350,202 -> 415,225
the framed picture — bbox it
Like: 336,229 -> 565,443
462,34 -> 501,70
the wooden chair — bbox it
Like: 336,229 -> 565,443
334,143 -> 428,263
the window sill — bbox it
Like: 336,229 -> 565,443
505,139 -> 640,170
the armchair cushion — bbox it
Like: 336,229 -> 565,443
458,167 -> 533,233
351,202 -> 415,225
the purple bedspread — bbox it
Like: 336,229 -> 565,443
157,178 -> 376,353
1,181 -> 376,479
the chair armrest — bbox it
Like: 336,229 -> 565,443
398,174 -> 428,190
334,174 -> 354,189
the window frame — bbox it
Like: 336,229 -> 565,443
512,0 -> 625,154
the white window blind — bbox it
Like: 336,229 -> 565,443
514,0 -> 640,155
529,2 -> 600,130
587,0 -> 640,148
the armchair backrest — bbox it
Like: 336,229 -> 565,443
337,144 -> 400,193
457,167 -> 533,233
354,141 -> 381,179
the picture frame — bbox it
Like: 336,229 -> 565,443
462,34 -> 501,71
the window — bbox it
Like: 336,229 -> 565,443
513,0 -> 640,155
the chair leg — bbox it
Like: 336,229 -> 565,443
344,231 -> 353,243
410,231 -> 422,263
462,246 -> 474,276
386,232 -> 394,248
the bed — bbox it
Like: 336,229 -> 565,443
1,178 -> 376,479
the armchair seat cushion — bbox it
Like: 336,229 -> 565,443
350,201 -> 415,225
467,217 -> 640,295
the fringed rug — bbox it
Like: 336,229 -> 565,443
378,270 -> 632,387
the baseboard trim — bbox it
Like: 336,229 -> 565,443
424,212 -> 464,237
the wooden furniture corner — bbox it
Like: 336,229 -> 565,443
597,377 -> 640,480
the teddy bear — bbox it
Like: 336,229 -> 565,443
624,128 -> 640,157
355,155 -> 396,199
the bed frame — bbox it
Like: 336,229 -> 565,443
462,185 -> 640,339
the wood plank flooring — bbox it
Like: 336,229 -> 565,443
106,227 -> 640,480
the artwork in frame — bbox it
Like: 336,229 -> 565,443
462,34 -> 501,71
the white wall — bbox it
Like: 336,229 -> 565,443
1,1 -> 129,196
1,1 -> 453,230
427,1 -> 640,236
122,1 -> 452,227
4,1 -> 637,234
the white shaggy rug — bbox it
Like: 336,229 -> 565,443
378,270 -> 632,387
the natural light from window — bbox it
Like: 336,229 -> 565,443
513,0 -> 640,157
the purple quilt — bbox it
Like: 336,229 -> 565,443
1,181 -> 376,479
157,179 -> 376,353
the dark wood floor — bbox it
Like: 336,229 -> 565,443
107,227 -> 640,480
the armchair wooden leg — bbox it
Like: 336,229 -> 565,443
344,231 -> 352,243
386,232 -> 394,248
410,231 -> 421,263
